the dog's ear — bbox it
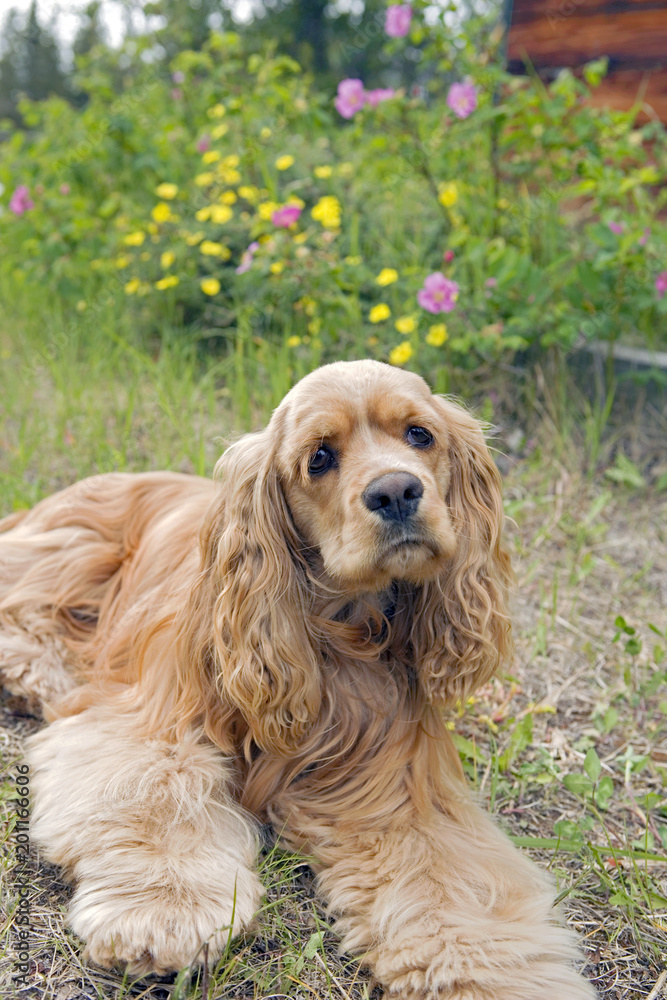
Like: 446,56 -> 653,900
409,399 -> 513,707
182,427 -> 321,755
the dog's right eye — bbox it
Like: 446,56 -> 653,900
308,446 -> 337,476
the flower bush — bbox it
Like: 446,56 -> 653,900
0,3 -> 666,390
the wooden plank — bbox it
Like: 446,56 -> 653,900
511,0 -> 665,24
587,68 -> 667,118
507,9 -> 667,66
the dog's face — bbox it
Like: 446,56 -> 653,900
273,361 -> 459,590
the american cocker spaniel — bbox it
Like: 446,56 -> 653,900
1,360 -> 595,999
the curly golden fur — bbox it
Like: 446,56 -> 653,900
0,361 -> 595,998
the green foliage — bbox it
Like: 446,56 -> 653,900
1,6 -> 666,392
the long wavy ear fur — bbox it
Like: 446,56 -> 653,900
409,399 -> 513,707
181,426 -> 322,755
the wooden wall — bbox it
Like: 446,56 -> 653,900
506,0 -> 667,120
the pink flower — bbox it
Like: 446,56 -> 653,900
272,204 -> 302,228
417,272 -> 459,314
446,81 -> 478,119
59,183 -> 70,195
335,78 -> 366,119
9,185 -> 34,215
385,4 -> 412,37
608,221 -> 624,234
656,271 -> 667,298
638,227 -> 650,246
366,88 -> 395,107
196,135 -> 211,153
485,277 -> 497,288
236,241 -> 260,275
443,249 -> 455,264
172,70 -> 185,84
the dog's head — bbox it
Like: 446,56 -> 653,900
189,361 -> 512,752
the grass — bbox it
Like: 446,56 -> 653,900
1,312 -> 666,999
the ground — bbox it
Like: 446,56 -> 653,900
0,361 -> 665,1000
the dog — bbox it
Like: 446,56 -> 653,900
1,360 -> 595,998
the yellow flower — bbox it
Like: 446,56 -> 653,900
311,195 -> 341,229
223,154 -> 240,168
160,251 -> 175,269
202,150 -> 221,164
124,231 -> 145,246
287,335 -> 301,347
155,182 -> 178,200
152,202 -> 173,223
155,275 -> 179,290
438,182 -> 458,208
395,315 -> 416,334
200,278 -> 221,296
220,168 -> 241,185
195,207 -> 211,222
275,154 -> 294,170
124,278 -> 141,295
200,240 -> 231,259
207,103 -> 226,119
376,267 -> 398,286
238,185 -> 259,203
195,172 -> 215,187
209,204 -> 233,225
114,255 -> 130,269
211,123 -> 228,139
367,335 -> 379,347
293,231 -> 309,244
297,295 -> 317,316
270,261 -> 284,274
185,231 -> 205,246
287,195 -> 305,208
220,190 -> 237,204
389,341 -> 414,366
426,323 -> 448,346
260,126 -> 272,140
314,165 -> 333,178
258,200 -> 279,220
369,303 -> 391,323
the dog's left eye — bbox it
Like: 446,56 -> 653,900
406,426 -> 433,448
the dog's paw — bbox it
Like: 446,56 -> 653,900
70,870 -> 262,975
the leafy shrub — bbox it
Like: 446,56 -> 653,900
1,4 -> 666,385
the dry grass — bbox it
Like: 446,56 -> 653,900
1,346 -> 665,999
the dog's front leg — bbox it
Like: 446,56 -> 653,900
27,705 -> 263,975
309,803 -> 596,1000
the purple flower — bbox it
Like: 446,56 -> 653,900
59,183 -> 70,195
385,4 -> 412,37
366,88 -> 395,107
417,272 -> 459,314
334,78 -> 366,119
236,241 -> 260,275
638,227 -> 650,246
196,134 -> 211,153
272,204 -> 303,228
656,271 -> 667,299
446,81 -> 478,120
9,185 -> 34,216
608,221 -> 624,234
172,70 -> 185,84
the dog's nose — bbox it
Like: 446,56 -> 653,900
362,472 -> 424,523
